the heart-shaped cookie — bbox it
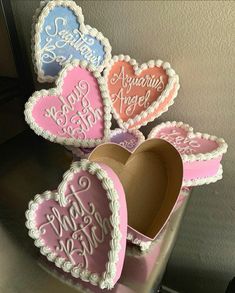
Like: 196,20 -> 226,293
25,160 -> 127,289
67,128 -> 145,160
148,121 -> 228,186
110,128 -> 145,152
89,139 -> 183,250
33,0 -> 112,82
25,60 -> 111,147
104,55 -> 180,129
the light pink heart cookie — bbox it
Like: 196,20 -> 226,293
25,60 -> 111,147
148,121 -> 228,186
25,160 -> 127,289
104,55 -> 180,129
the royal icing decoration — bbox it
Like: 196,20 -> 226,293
25,160 -> 127,289
67,128 -> 145,159
104,55 -> 180,129
148,121 -> 228,186
25,60 -> 111,147
33,0 -> 111,82
110,128 -> 145,152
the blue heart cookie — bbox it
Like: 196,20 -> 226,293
33,1 -> 111,82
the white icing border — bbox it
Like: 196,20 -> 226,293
148,121 -> 228,162
103,55 -> 180,129
32,0 -> 112,83
126,230 -> 165,256
183,163 -> 223,187
25,159 -> 123,289
125,243 -> 151,257
126,234 -> 152,252
110,128 -> 145,151
67,128 -> 145,159
24,60 -> 112,148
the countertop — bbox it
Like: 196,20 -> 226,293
0,131 -> 190,293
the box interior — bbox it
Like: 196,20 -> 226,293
89,139 -> 183,239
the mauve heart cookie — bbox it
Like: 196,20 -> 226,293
104,55 -> 179,129
25,160 -> 127,289
109,128 -> 145,152
32,0 -> 111,82
89,139 -> 183,251
148,121 -> 228,186
25,60 -> 111,147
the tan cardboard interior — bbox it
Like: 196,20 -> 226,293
89,139 -> 183,239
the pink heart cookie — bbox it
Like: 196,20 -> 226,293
148,121 -> 228,186
25,60 -> 111,147
104,55 -> 179,129
25,160 -> 127,289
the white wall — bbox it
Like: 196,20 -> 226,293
12,1 -> 235,292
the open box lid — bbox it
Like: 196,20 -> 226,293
25,160 -> 128,290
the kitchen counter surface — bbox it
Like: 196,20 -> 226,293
0,131 -> 190,293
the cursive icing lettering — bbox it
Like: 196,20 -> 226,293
41,17 -> 102,67
110,65 -> 166,116
45,17 -> 66,37
159,129 -> 201,155
38,175 -> 112,269
119,138 -> 137,150
111,88 -> 151,116
44,80 -> 103,139
110,65 -> 165,94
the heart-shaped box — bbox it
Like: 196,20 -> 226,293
103,55 -> 180,129
24,60 -> 112,147
89,139 -> 183,250
148,121 -> 228,186
38,188 -> 191,293
32,0 -> 112,82
68,128 -> 145,159
122,187 -> 190,284
25,160 -> 127,289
